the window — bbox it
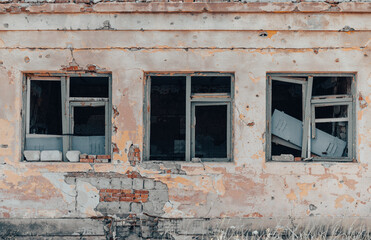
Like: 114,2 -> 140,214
267,74 -> 356,162
22,73 -> 112,162
144,73 -> 233,162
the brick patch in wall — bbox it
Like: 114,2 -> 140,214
128,145 -> 141,166
99,189 -> 149,203
80,154 -> 111,163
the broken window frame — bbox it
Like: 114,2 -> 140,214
144,72 -> 234,162
266,73 -> 356,162
22,73 -> 112,162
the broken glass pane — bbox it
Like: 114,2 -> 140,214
70,77 -> 109,98
192,76 -> 231,94
30,80 -> 62,135
195,105 -> 227,158
150,76 -> 186,160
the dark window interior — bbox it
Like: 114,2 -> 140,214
271,81 -> 302,157
74,106 -> 105,136
70,77 -> 109,98
30,80 -> 62,135
195,105 -> 227,158
192,76 -> 231,94
271,76 -> 351,160
315,105 -> 348,119
312,77 -> 352,96
271,81 -> 302,121
150,76 -> 186,160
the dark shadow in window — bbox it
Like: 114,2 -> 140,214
30,80 -> 62,135
70,77 -> 109,98
150,76 -> 186,160
195,105 -> 227,158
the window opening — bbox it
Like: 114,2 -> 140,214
70,77 -> 109,98
146,73 -> 233,162
23,74 -> 111,162
191,76 -> 231,94
194,105 -> 227,158
268,75 -> 354,162
149,76 -> 186,161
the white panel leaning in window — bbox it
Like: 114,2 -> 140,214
267,73 -> 356,162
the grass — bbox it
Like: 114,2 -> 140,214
208,221 -> 371,240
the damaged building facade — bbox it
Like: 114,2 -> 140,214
0,0 -> 371,238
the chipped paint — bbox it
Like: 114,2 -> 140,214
0,1 -> 371,237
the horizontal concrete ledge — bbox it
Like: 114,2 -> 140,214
0,2 -> 371,14
0,218 -> 105,236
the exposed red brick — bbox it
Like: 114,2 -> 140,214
66,66 -> 80,71
134,190 -> 149,194
125,171 -> 141,179
99,188 -> 148,202
80,158 -> 93,163
128,145 -> 141,166
97,155 -> 111,159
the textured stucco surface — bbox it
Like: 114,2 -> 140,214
0,2 -> 371,238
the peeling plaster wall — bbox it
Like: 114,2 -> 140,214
0,2 -> 371,238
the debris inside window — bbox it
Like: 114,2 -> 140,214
24,74 -> 111,162
271,80 -> 303,158
270,75 -> 353,161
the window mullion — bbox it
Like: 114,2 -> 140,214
61,76 -> 69,161
145,76 -> 151,160
347,102 -> 353,160
185,75 -> 191,162
302,76 -> 313,159
26,77 -> 31,134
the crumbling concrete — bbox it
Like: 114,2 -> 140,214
0,0 -> 371,239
